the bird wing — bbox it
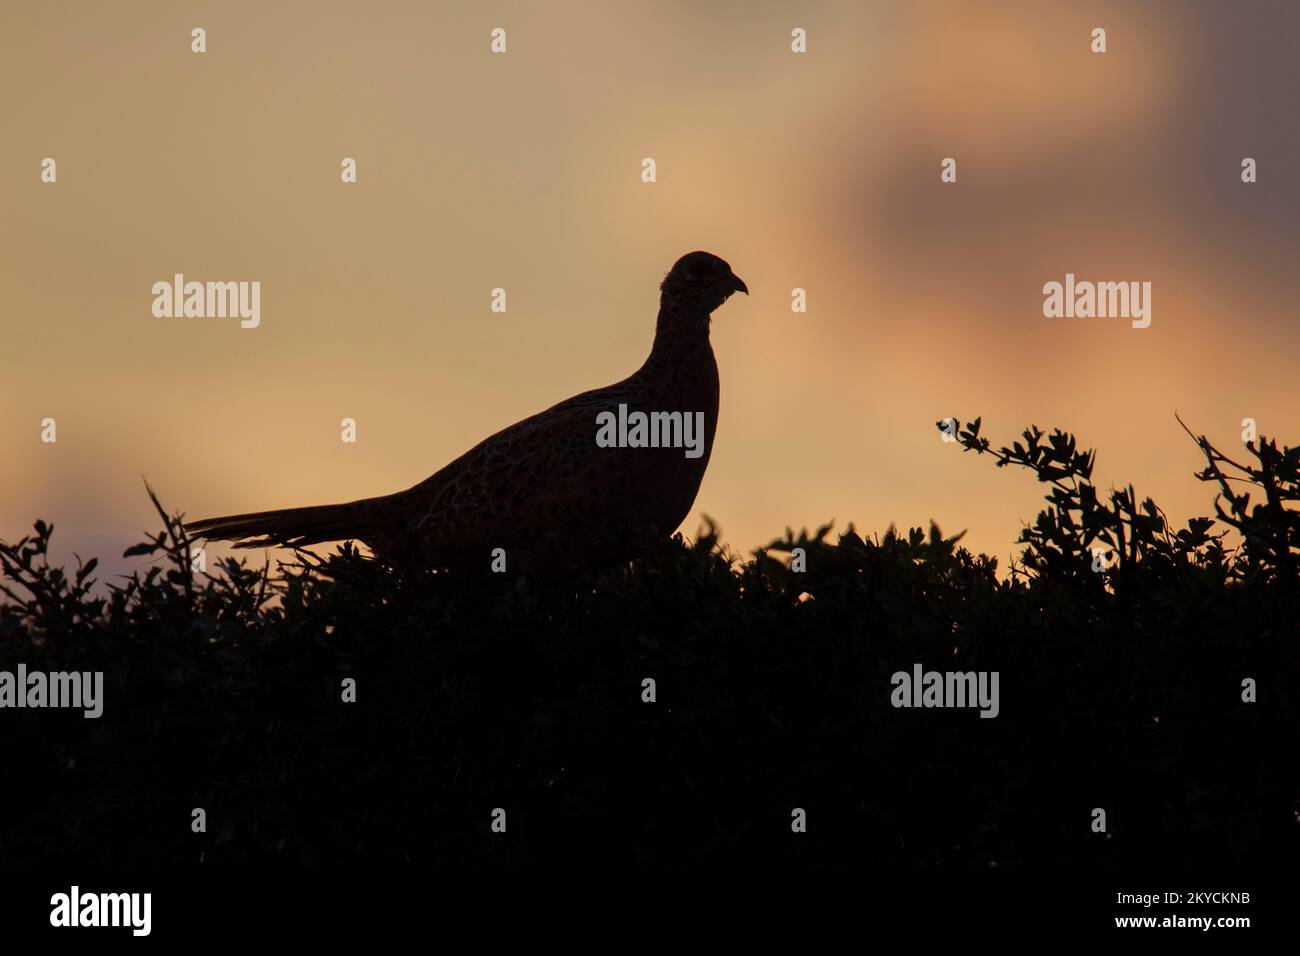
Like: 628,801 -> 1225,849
397,382 -> 635,559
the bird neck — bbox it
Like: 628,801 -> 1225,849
649,301 -> 712,360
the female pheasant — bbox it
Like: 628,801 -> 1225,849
185,251 -> 747,573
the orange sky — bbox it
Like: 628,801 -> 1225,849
3,1 -> 1297,582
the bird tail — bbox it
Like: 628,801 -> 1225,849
185,497 -> 388,550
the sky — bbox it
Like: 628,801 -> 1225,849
2,0 -> 1298,582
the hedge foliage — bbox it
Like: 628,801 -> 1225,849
1,418 -> 1295,866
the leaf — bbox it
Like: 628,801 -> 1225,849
76,557 -> 99,583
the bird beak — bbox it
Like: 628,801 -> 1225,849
727,272 -> 749,296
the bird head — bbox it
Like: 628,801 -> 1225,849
659,251 -> 748,314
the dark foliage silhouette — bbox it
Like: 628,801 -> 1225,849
1,420 -> 1295,866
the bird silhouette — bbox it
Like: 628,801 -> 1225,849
185,251 -> 747,573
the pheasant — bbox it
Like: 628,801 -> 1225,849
185,251 -> 747,574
